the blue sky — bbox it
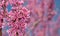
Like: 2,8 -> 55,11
53,0 -> 60,21
55,0 -> 60,8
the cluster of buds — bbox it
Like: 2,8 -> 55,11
6,1 -> 30,36
0,0 -> 30,36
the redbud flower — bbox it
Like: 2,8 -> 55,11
5,0 -> 30,36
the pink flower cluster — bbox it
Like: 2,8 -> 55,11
7,6 -> 30,36
0,0 -> 30,36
